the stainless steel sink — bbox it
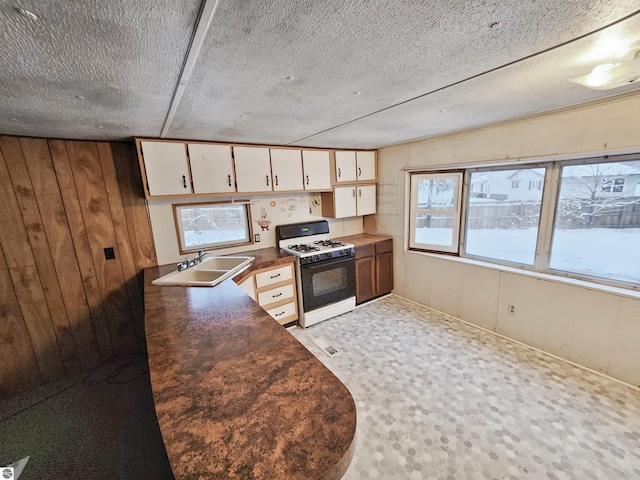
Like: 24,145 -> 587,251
152,256 -> 255,287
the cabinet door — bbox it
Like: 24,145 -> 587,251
356,185 -> 376,216
356,151 -> 376,182
141,141 -> 191,196
271,149 -> 303,191
188,144 -> 235,194
335,151 -> 357,182
375,251 -> 393,296
233,146 -> 273,192
355,256 -> 376,304
302,150 -> 331,190
334,186 -> 357,218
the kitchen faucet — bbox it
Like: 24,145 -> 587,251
177,250 -> 209,271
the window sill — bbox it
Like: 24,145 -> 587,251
405,248 -> 640,301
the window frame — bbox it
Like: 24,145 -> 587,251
406,153 -> 640,291
172,200 -> 254,254
408,171 -> 464,254
459,163 -> 550,270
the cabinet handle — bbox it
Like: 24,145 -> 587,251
359,189 -> 362,197
338,168 -> 341,178
272,292 -> 283,298
274,311 -> 285,317
266,175 -> 270,186
352,188 -> 356,198
275,175 -> 278,186
270,273 -> 281,279
306,175 -> 309,185
227,174 -> 232,187
358,167 -> 362,177
182,175 -> 187,189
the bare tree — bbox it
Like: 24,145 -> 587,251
559,162 -> 640,228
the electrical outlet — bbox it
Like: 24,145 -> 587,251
254,234 -> 260,243
507,304 -> 517,316
104,247 -> 116,260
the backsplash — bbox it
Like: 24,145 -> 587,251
148,193 -> 364,265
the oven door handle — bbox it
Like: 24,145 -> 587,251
301,255 -> 354,269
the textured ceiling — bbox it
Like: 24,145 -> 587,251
1,0 -> 639,148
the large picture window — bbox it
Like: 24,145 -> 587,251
465,167 -> 546,265
550,161 -> 640,284
409,172 -> 463,253
173,202 -> 253,254
407,155 -> 640,289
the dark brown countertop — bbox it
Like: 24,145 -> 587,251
334,232 -> 393,248
144,256 -> 356,480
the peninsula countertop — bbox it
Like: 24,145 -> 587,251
144,249 -> 356,480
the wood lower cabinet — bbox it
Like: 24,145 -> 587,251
353,237 -> 393,304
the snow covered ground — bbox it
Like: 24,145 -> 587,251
415,227 -> 640,284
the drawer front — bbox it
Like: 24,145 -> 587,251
258,283 -> 295,307
266,301 -> 297,321
375,239 -> 393,255
355,244 -> 374,259
255,264 -> 293,288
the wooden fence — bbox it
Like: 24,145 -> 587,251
415,198 -> 640,230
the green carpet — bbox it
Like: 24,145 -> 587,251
0,355 -> 174,480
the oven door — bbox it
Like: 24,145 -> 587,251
299,256 -> 356,312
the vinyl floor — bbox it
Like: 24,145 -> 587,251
291,295 -> 640,480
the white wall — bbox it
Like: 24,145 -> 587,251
374,92 -> 640,387
149,192 -> 363,265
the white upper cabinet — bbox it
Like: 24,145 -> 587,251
270,149 -> 303,191
322,185 -> 377,218
356,185 -> 377,216
333,186 -> 358,218
188,144 -> 235,194
334,151 -> 357,183
140,141 -> 191,196
302,150 -> 331,190
233,146 -> 273,193
356,151 -> 376,182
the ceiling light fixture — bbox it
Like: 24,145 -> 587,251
15,7 -> 38,21
571,43 -> 640,90
489,21 -> 501,29
286,76 -> 295,81
76,95 -> 85,100
353,91 -> 362,95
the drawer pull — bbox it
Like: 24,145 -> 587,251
274,311 -> 285,317
270,273 -> 281,279
227,174 -> 232,187
272,292 -> 283,298
182,175 -> 187,189
358,167 -> 362,177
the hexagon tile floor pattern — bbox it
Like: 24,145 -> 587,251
290,295 -> 640,480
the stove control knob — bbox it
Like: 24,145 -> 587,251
326,253 -> 332,259
314,255 -> 320,261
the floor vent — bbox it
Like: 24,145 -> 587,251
312,337 -> 339,357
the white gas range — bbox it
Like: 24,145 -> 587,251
276,221 -> 356,328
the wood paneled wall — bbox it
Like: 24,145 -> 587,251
0,136 -> 157,397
